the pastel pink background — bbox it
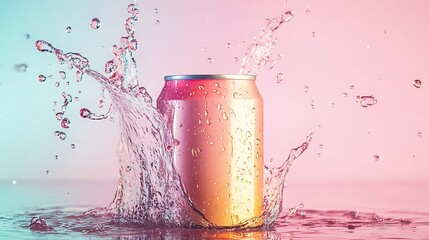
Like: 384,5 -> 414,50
0,0 -> 428,186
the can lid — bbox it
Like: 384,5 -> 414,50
164,74 -> 256,81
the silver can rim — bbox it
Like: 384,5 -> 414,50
164,74 -> 256,81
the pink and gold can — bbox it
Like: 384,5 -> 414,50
157,74 -> 263,227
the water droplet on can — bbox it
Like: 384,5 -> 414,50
233,57 -> 238,62
343,92 -> 348,98
304,85 -> 309,93
413,79 -> 422,88
12,180 -> 17,185
191,147 -> 201,158
207,58 -> 213,63
155,20 -> 160,24
66,26 -> 72,33
226,42 -> 232,48
417,132 -> 422,138
71,143 -> 76,149
55,82 -> 60,87
350,85 -> 355,90
306,9 -> 311,15
154,8 -> 159,14
90,18 -> 101,29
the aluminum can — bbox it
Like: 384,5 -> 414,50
157,74 -> 263,227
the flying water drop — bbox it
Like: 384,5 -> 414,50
38,74 -> 46,82
356,95 -> 378,108
59,71 -> 66,79
90,18 -> 101,29
413,79 -> 422,88
14,64 -> 28,72
276,73 -> 284,84
61,118 -> 71,128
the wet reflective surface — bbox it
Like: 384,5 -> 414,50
1,181 -> 428,239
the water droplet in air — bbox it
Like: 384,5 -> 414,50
71,144 -> 76,149
80,108 -> 91,118
207,58 -> 213,63
276,73 -> 284,83
14,64 -> 28,72
413,79 -> 422,88
66,26 -> 72,33
98,99 -> 105,108
127,3 -> 137,13
417,132 -> 422,138
356,95 -> 378,107
59,71 -> 66,79
90,18 -> 101,29
373,155 -> 381,161
226,43 -> 232,48
38,74 -> 46,82
154,8 -> 159,14
304,85 -> 309,93
128,39 -> 138,50
54,131 -> 67,141
61,118 -> 71,128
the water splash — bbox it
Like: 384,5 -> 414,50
35,4 -> 306,229
239,11 -> 293,75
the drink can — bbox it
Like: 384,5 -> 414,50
157,74 -> 263,227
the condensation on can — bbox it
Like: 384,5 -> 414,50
157,74 -> 263,227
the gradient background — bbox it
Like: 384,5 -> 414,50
0,0 -> 428,205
